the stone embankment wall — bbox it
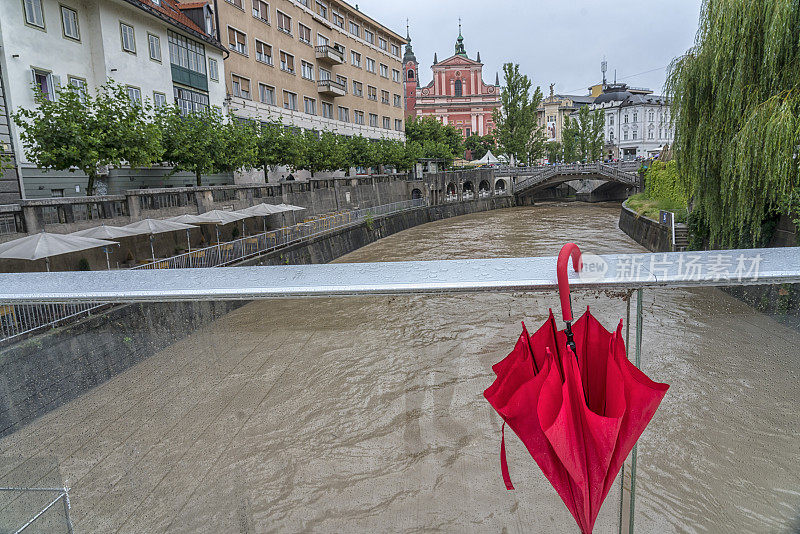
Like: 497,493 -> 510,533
0,195 -> 512,437
617,202 -> 672,252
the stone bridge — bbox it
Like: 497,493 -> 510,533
497,162 -> 641,202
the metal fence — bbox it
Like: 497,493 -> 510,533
0,199 -> 426,343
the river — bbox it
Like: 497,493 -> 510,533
0,202 -> 798,533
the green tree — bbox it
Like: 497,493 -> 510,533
464,133 -> 496,160
216,117 -> 259,178
666,0 -> 800,247
571,106 -> 605,162
346,135 -> 378,173
492,63 -> 545,165
405,116 -> 463,165
561,116 -> 579,163
157,105 -> 224,186
257,120 -> 285,170
303,130 -> 346,177
13,81 -> 161,195
545,141 -> 562,164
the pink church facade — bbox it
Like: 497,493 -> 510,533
404,29 -> 501,139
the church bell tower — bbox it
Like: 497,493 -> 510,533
403,23 -> 418,121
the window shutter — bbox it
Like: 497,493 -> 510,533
29,69 -> 37,95
51,75 -> 62,100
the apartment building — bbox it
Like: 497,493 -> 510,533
219,0 -> 406,141
0,0 -> 227,198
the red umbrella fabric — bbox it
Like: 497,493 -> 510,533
484,243 -> 669,533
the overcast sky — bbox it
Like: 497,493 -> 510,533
355,0 -> 702,97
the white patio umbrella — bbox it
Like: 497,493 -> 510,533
70,224 -> 140,269
238,203 -> 289,233
0,232 -> 116,271
194,210 -> 249,244
122,219 -> 197,262
274,203 -> 306,227
167,214 -> 206,252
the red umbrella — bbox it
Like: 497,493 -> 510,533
484,243 -> 669,533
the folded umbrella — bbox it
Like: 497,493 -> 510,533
484,243 -> 669,533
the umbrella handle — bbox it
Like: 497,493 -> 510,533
557,243 -> 583,323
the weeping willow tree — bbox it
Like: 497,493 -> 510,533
665,0 -> 800,248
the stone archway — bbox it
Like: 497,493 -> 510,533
411,188 -> 423,200
495,179 -> 507,192
478,180 -> 491,197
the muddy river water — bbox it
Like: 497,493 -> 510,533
1,203 -> 798,533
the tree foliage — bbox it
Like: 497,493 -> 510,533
559,107 -> 605,163
464,134 -> 496,160
665,0 -> 800,247
13,81 -> 161,195
405,116 -> 463,166
492,63 -> 545,165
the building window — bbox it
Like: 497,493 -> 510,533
277,11 -> 291,34
283,90 -> 297,110
381,90 -> 389,104
632,131 -> 638,140
649,110 -> 654,122
349,21 -> 359,37
31,69 -> 55,101
255,40 -> 272,65
153,91 -> 167,108
623,131 -> 628,141
259,83 -> 275,105
304,97 -> 317,115
391,43 -> 399,57
608,114 -> 614,126
68,76 -> 87,102
317,33 -> 329,48
297,0 -> 308,5
648,129 -> 654,140
299,24 -> 311,44
378,37 -> 387,51
332,11 -> 344,28
23,0 -> 45,28
380,63 -> 388,77
392,69 -> 400,83
147,33 -> 161,61
319,67 -> 331,80
407,69 -> 414,80
364,29 -> 374,44
351,51 -> 361,68
231,74 -> 251,99
322,102 -> 333,118
301,60 -> 314,80
382,116 -> 390,129
61,6 -> 79,40
120,22 -> 136,53
366,58 -> 375,73
367,86 -> 377,101
354,110 -> 364,124
168,31 -> 207,75
280,51 -> 294,73
335,75 -> 347,94
395,118 -> 402,131
252,0 -> 269,23
228,27 -> 247,55
609,130 -> 614,141
393,94 -> 401,107
316,1 -> 327,18
624,114 -> 629,124
338,106 -> 349,122
465,127 -> 471,137
633,112 -> 638,122
352,81 -> 363,97
226,0 -> 243,8
454,79 -> 462,96
174,86 -> 209,114
126,85 -> 141,104
369,113 -> 378,127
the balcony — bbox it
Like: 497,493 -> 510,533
317,78 -> 346,97
315,45 -> 344,64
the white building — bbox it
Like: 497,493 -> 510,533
0,0 -> 227,198
588,83 -> 674,161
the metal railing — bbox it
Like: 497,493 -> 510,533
0,199 -> 426,343
510,162 -> 640,193
0,486 -> 73,533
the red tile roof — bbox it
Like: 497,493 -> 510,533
122,0 -> 224,50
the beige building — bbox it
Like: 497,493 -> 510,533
218,0 -> 406,142
537,85 -> 595,144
